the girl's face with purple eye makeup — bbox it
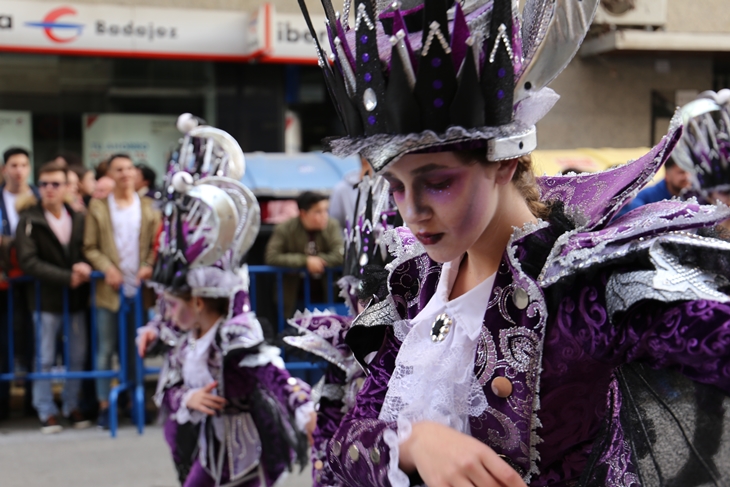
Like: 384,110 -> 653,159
163,293 -> 198,331
382,151 -> 513,264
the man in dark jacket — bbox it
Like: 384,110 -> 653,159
16,162 -> 92,433
0,147 -> 40,421
265,191 -> 344,318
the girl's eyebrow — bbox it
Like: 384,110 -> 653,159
410,163 -> 450,176
382,163 -> 451,180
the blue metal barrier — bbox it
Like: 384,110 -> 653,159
1,266 -> 343,438
247,265 -> 342,332
248,266 -> 342,377
0,271 -> 141,438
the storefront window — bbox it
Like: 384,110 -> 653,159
0,53 -> 339,178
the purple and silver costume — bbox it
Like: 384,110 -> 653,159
327,124 -> 730,486
674,89 -> 730,203
284,176 -> 397,487
298,0 -> 730,484
285,310 -> 363,487
150,115 -> 313,486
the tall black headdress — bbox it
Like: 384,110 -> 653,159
298,0 -> 600,172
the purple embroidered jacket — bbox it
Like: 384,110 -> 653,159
325,124 -> 730,485
285,310 -> 365,487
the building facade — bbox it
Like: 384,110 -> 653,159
0,0 -> 728,176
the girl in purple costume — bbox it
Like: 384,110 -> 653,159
147,116 -> 316,486
284,175 -> 397,487
326,123 -> 730,487
137,298 -> 196,484
297,0 -> 730,485
161,268 -> 315,487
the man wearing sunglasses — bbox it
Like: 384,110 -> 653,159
15,162 -> 92,433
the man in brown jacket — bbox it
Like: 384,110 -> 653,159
265,191 -> 343,318
83,154 -> 160,429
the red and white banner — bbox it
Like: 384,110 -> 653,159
0,2 -> 326,64
0,1 -> 252,60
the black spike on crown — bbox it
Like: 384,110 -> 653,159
483,0 -> 516,127
451,41 -> 485,127
414,0 -> 457,133
355,1 -> 389,134
300,0 -> 522,139
385,39 -> 422,133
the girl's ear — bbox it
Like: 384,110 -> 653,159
193,297 -> 205,314
495,158 -> 519,186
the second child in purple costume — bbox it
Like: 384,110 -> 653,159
284,175 -> 398,487
162,268 -> 314,487
143,116 -> 316,486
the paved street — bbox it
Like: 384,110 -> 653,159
0,419 -> 312,487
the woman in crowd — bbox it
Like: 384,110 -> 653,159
299,0 -> 730,485
65,166 -> 88,213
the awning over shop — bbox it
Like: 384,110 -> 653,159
531,147 -> 662,180
580,30 -> 730,57
241,152 -> 360,198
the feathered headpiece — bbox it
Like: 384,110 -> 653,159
298,0 -> 599,171
675,90 -> 730,198
151,114 -> 261,303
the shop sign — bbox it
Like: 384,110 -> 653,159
0,111 -> 33,166
0,1 -> 252,60
83,113 -> 180,178
249,4 -> 328,64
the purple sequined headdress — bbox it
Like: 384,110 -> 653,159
151,114 -> 261,300
298,0 -> 600,171
674,90 -> 730,197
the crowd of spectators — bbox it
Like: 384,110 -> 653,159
0,146 -> 349,435
0,148 -> 161,434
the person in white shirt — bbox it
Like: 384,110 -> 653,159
83,154 -> 160,429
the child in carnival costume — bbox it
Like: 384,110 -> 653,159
299,0 -> 730,485
147,114 -> 315,487
137,115 -> 212,484
674,89 -> 730,231
284,175 -> 399,486
137,296 -> 194,483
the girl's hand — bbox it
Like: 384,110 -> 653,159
399,421 -> 527,487
136,328 -> 157,358
185,382 -> 227,415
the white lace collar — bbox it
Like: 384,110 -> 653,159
413,255 -> 496,341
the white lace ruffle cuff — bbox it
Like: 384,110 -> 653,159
382,418 -> 412,487
176,388 -> 206,425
